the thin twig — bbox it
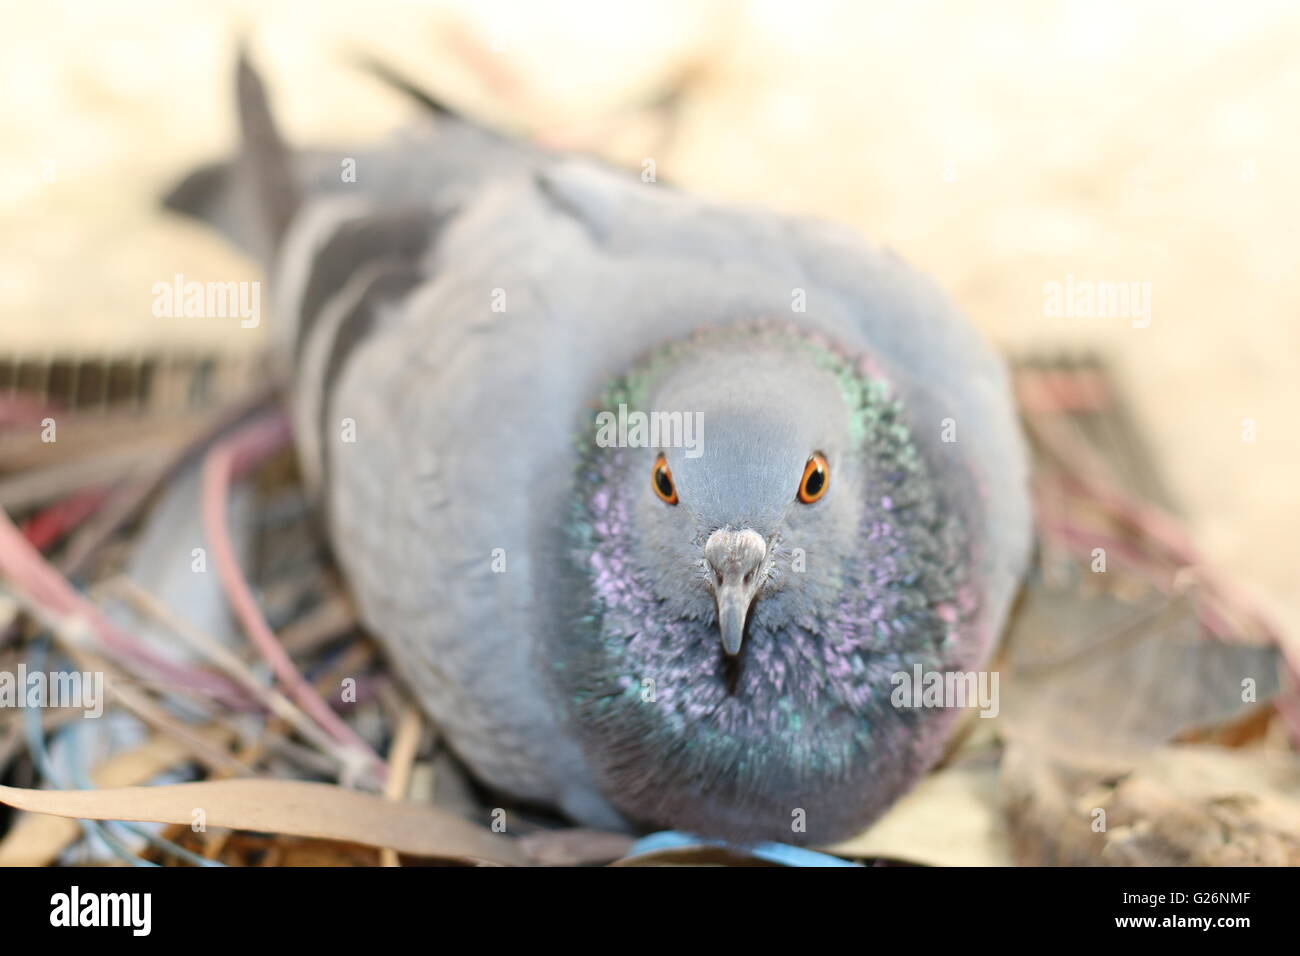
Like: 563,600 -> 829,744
380,705 -> 424,867
102,576 -> 374,785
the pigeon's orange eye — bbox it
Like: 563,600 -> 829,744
797,453 -> 829,503
652,454 -> 678,505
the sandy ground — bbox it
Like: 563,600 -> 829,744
2,1 -> 1297,635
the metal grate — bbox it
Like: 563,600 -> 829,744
0,351 -> 267,415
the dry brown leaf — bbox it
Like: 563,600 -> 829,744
519,829 -> 635,866
1002,739 -> 1300,865
0,778 -> 525,866
826,754 -> 1011,866
611,846 -> 779,867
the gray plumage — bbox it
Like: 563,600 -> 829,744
166,56 -> 1032,843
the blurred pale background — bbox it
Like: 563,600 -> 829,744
2,1 -> 1297,635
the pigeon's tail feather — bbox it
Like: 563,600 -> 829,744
162,51 -> 553,486
353,53 -> 460,120
163,51 -> 299,266
234,50 -> 300,259
162,159 -> 237,235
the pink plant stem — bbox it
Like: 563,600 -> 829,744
0,505 -> 245,701
201,410 -> 386,779
20,485 -> 111,551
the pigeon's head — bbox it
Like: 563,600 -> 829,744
624,337 -> 864,657
550,322 -> 980,843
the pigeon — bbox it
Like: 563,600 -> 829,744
165,55 -> 1033,845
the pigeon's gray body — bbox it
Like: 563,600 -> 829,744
169,62 -> 1032,841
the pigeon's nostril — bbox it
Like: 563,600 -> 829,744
743,571 -> 753,585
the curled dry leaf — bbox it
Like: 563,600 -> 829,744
0,778 -> 525,866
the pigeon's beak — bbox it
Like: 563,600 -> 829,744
704,528 -> 768,657
714,585 -> 753,657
